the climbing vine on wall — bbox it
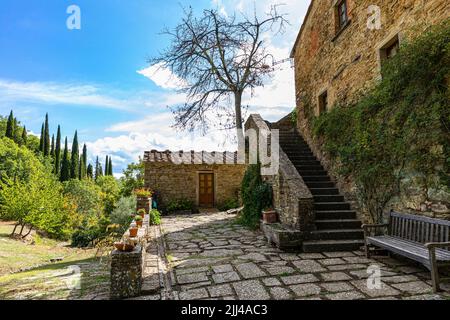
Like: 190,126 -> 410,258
312,20 -> 450,224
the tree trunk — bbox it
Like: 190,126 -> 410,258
11,223 -> 19,236
22,226 -> 33,239
234,91 -> 245,164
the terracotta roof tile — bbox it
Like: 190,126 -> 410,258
143,150 -> 240,165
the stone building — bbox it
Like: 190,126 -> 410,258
143,150 -> 246,210
288,0 -> 449,220
291,0 -> 449,119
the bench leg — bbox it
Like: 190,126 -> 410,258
428,248 -> 441,293
365,242 -> 371,259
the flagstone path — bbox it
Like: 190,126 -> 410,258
136,212 -> 450,300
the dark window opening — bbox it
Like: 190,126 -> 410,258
380,34 -> 400,66
337,0 -> 348,31
318,91 -> 328,115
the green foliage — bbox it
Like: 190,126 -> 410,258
55,126 -> 61,175
290,108 -> 298,126
60,137 -> 70,182
312,21 -> 450,223
110,196 -> 135,233
63,179 -> 103,217
96,175 -> 120,215
149,209 -> 161,226
43,114 -> 50,156
70,131 -> 79,179
119,161 -> 145,197
239,163 -> 273,229
218,197 -> 240,212
166,198 -> 194,212
5,111 -> 14,139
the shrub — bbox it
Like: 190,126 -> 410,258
218,198 -> 240,212
166,198 -> 194,212
110,196 -> 135,234
239,163 -> 273,229
311,21 -> 450,223
149,209 -> 161,225
135,215 -> 143,221
134,188 -> 152,198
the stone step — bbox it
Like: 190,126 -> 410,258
315,219 -> 362,230
302,239 -> 365,253
309,228 -> 364,240
315,210 -> 357,220
298,170 -> 328,176
302,176 -> 332,182
310,188 -> 340,195
293,165 -> 324,171
314,202 -> 351,211
286,156 -> 317,161
313,195 -> 345,203
306,181 -> 336,188
291,160 -> 322,166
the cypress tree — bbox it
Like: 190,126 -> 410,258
21,126 -> 27,146
105,155 -> 109,177
44,113 -> 50,156
108,157 -> 113,176
60,137 -> 70,182
87,164 -> 93,179
81,144 -> 87,179
95,156 -> 100,180
50,134 -> 55,158
39,123 -> 44,152
78,155 -> 83,180
70,131 -> 79,179
5,110 -> 14,139
55,126 -> 61,175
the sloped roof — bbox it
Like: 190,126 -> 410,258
143,150 -> 240,165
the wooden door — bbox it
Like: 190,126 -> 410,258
199,173 -> 214,207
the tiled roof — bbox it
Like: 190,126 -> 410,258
143,150 -> 240,165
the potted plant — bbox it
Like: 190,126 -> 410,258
262,208 -> 278,224
137,208 -> 146,218
135,215 -> 143,228
129,221 -> 138,237
114,236 -> 135,252
134,188 -> 152,199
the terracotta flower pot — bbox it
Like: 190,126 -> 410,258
129,227 -> 138,237
114,242 -> 135,252
263,210 -> 278,224
136,220 -> 143,228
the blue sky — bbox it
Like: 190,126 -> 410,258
0,0 -> 310,175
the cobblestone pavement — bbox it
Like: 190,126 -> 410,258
139,212 -> 450,301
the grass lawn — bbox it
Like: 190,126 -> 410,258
0,221 -> 110,300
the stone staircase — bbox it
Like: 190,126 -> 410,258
278,128 -> 365,252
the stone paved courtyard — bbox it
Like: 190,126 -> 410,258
137,212 -> 450,300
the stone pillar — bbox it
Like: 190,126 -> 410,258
110,245 -> 143,300
137,197 -> 152,214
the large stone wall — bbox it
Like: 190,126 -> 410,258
144,162 -> 246,208
291,0 -> 450,222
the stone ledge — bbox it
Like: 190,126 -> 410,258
260,221 -> 306,252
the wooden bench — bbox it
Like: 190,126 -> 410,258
363,210 -> 450,293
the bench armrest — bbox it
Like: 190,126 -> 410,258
362,223 -> 389,230
425,242 -> 450,249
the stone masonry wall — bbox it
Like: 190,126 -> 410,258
245,114 -> 315,231
292,0 -> 450,222
144,162 -> 246,208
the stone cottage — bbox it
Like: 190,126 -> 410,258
143,150 -> 246,210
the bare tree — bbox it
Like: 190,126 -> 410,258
151,5 -> 288,142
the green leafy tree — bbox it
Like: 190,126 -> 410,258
119,160 -> 145,197
108,157 -> 113,176
95,156 -> 103,180
104,156 -> 109,177
60,137 -> 71,182
96,175 -> 120,215
110,196 -> 135,233
55,125 -> 61,175
80,144 -> 87,179
50,134 -> 55,158
70,131 -> 79,179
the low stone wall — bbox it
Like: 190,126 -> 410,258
245,114 -> 315,249
110,214 -> 150,300
137,196 -> 152,214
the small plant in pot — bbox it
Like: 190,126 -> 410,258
137,208 -> 146,218
129,221 -> 138,237
114,235 -> 135,252
134,188 -> 152,198
135,215 -> 143,227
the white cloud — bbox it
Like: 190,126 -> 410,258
137,62 -> 187,90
